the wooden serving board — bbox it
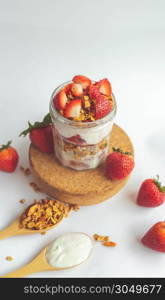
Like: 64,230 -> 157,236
29,124 -> 134,206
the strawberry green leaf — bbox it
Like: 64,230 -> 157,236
153,175 -> 165,193
0,140 -> 12,151
43,113 -> 52,125
112,147 -> 132,155
19,113 -> 52,137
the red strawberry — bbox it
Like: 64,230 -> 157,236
95,95 -> 112,119
72,75 -> 91,89
63,83 -> 72,94
95,78 -> 112,96
137,176 -> 165,207
89,85 -> 112,119
66,134 -> 86,145
20,113 -> 54,153
89,85 -> 101,100
69,160 -> 89,169
141,221 -> 165,252
64,99 -> 81,118
53,90 -> 68,110
30,125 -> 54,153
0,141 -> 19,172
71,83 -> 83,97
105,148 -> 135,180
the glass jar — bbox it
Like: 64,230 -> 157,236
50,81 -> 117,171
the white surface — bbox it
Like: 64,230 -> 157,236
0,0 -> 165,278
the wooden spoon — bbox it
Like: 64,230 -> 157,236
0,215 -> 64,240
1,233 -> 93,277
2,248 -> 55,278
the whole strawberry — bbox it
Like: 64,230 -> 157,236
137,176 -> 165,207
20,113 -> 54,153
105,147 -> 135,180
0,141 -> 19,172
141,221 -> 165,252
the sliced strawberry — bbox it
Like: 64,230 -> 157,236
66,134 -> 86,145
95,96 -> 112,119
63,83 -> 72,94
69,160 -> 89,169
89,85 -> 112,119
72,75 -> 91,89
95,78 -> 112,96
89,85 -> 101,100
53,90 -> 67,110
64,99 -> 81,118
71,83 -> 83,97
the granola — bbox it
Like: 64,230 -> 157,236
103,241 -> 117,247
5,256 -> 13,261
20,166 -> 31,176
19,199 -> 26,204
62,135 -> 109,160
29,182 -> 43,193
19,199 -> 71,230
93,234 -> 117,247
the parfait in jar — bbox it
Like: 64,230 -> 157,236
50,75 -> 117,171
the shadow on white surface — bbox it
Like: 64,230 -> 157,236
125,191 -> 137,205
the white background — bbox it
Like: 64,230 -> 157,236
0,0 -> 165,278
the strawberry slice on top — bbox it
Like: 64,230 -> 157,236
53,90 -> 68,110
95,78 -> 112,96
95,95 -> 112,119
89,85 -> 112,119
89,85 -> 101,100
53,75 -> 114,122
72,75 -> 91,89
71,83 -> 83,97
63,83 -> 72,94
64,99 -> 82,118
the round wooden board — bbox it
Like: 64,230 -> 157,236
29,124 -> 134,206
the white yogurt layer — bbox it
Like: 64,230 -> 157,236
54,119 -> 113,145
45,232 -> 93,269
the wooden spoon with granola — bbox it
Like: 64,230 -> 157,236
0,199 -> 77,240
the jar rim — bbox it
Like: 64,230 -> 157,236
49,81 -> 117,128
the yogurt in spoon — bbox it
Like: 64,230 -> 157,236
45,232 -> 93,269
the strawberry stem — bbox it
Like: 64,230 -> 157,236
19,113 -> 52,137
43,113 -> 52,124
0,140 -> 12,151
153,175 -> 165,193
112,147 -> 132,155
